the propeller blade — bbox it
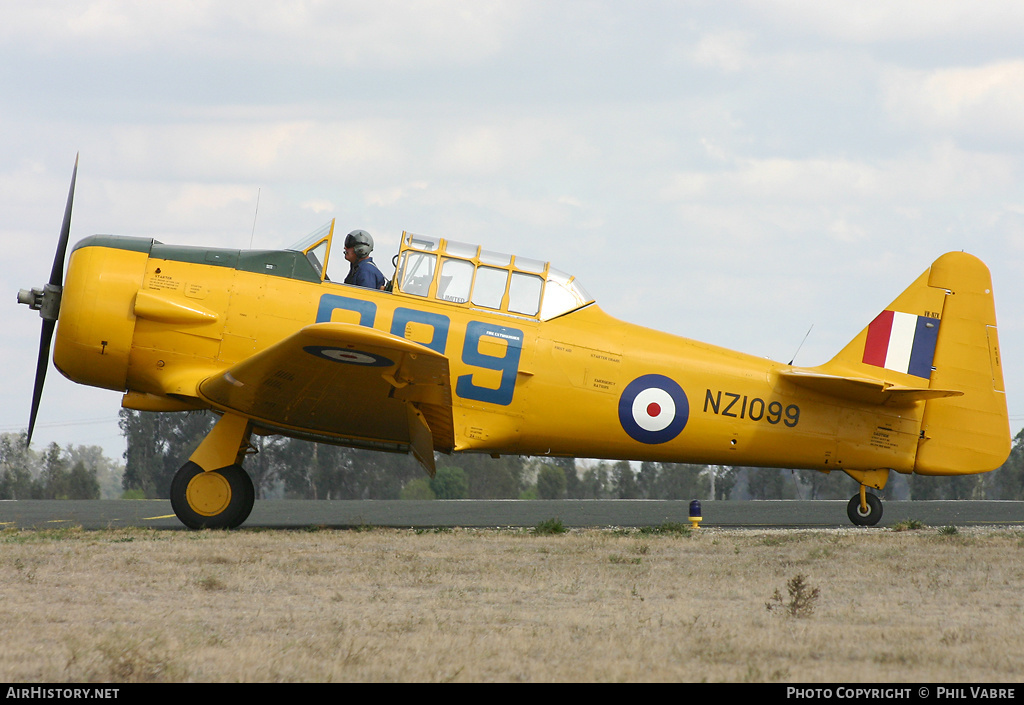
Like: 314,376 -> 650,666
49,153 -> 78,287
27,319 -> 56,446
26,155 -> 78,445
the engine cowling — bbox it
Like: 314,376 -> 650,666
53,237 -> 149,393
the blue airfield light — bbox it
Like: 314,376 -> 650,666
689,499 -> 702,529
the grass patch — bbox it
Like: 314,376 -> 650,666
765,574 -> 821,618
638,522 -> 693,536
0,526 -> 85,543
1,526 -> 1022,682
66,631 -> 184,682
892,519 -> 926,531
194,574 -> 228,591
532,518 -> 567,535
608,554 -> 643,565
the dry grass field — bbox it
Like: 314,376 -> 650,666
0,523 -> 1022,683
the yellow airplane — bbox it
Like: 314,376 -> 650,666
19,158 -> 1012,528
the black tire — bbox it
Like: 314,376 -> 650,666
847,492 -> 883,526
170,462 -> 255,530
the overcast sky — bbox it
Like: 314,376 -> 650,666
3,1 -> 1024,463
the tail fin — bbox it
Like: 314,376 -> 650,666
914,253 -> 1010,474
820,252 -> 1010,475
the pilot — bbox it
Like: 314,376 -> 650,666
343,229 -> 386,290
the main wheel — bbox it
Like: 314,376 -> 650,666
170,462 -> 255,530
847,492 -> 883,526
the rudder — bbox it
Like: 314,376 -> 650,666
914,252 -> 1009,475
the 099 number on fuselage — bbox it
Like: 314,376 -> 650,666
317,293 -> 524,407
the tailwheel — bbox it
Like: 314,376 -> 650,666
170,461 -> 254,530
847,490 -> 883,526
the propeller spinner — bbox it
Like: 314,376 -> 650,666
16,154 -> 78,445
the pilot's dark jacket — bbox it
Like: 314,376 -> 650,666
345,256 -> 385,290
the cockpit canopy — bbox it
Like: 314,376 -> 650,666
289,220 -> 334,280
290,220 -> 593,321
393,232 -> 593,321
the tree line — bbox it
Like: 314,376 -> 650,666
3,411 -> 1024,502
0,432 -> 119,499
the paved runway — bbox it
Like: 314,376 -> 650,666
1,499 -> 1022,530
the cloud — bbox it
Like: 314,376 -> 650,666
742,1 -> 1024,43
661,143 -> 1016,207
1,1 -> 522,68
884,60 -> 1024,146
81,119 -> 407,182
688,31 -> 756,73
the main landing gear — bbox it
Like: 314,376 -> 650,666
170,462 -> 254,530
169,413 -> 256,529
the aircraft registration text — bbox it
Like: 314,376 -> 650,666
703,389 -> 800,427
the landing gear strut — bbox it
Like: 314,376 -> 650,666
169,412 -> 256,529
842,468 -> 888,527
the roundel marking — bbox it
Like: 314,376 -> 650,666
304,346 -> 394,367
618,374 -> 689,444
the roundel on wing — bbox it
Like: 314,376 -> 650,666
617,374 -> 689,444
304,345 -> 394,367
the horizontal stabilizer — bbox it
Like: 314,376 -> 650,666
778,369 -> 963,406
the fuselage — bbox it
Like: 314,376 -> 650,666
55,234 -> 926,476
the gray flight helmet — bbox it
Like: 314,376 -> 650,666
345,229 -> 374,259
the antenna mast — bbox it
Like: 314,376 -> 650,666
788,324 -> 814,366
249,188 -> 261,248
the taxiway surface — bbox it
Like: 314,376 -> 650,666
2,499 -> 1022,530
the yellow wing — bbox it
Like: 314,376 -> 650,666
197,322 -> 453,475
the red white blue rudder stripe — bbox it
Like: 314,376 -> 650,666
861,310 -> 940,379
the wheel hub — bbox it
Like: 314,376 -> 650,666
185,471 -> 232,516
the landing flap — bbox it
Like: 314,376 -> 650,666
407,405 -> 437,478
